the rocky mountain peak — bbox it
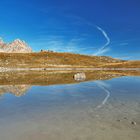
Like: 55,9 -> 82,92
0,37 -> 32,53
12,39 -> 25,44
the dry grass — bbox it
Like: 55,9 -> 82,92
0,52 -> 130,68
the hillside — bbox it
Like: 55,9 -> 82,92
0,51 -> 126,68
0,51 -> 139,69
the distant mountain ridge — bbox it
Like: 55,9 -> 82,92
0,38 -> 32,53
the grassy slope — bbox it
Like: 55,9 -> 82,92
0,52 -> 139,68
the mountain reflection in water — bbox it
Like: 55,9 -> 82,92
0,85 -> 31,97
0,70 -> 140,96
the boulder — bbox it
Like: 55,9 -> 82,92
74,72 -> 86,81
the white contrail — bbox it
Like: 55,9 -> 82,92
83,22 -> 111,55
93,81 -> 111,109
47,14 -> 111,55
95,82 -> 111,109
96,26 -> 110,47
94,26 -> 111,56
54,15 -> 111,55
85,81 -> 111,118
83,81 -> 111,109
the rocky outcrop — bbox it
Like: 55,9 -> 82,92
0,38 -> 32,53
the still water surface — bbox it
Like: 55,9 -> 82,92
0,71 -> 140,140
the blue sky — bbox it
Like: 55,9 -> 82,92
0,0 -> 140,60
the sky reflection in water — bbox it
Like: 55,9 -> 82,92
0,72 -> 140,140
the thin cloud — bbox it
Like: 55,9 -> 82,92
115,56 -> 132,60
29,35 -> 86,53
31,13 -> 112,55
119,43 -> 129,46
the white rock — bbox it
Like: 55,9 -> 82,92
74,72 -> 86,81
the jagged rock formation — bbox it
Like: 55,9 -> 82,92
0,38 -> 32,53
